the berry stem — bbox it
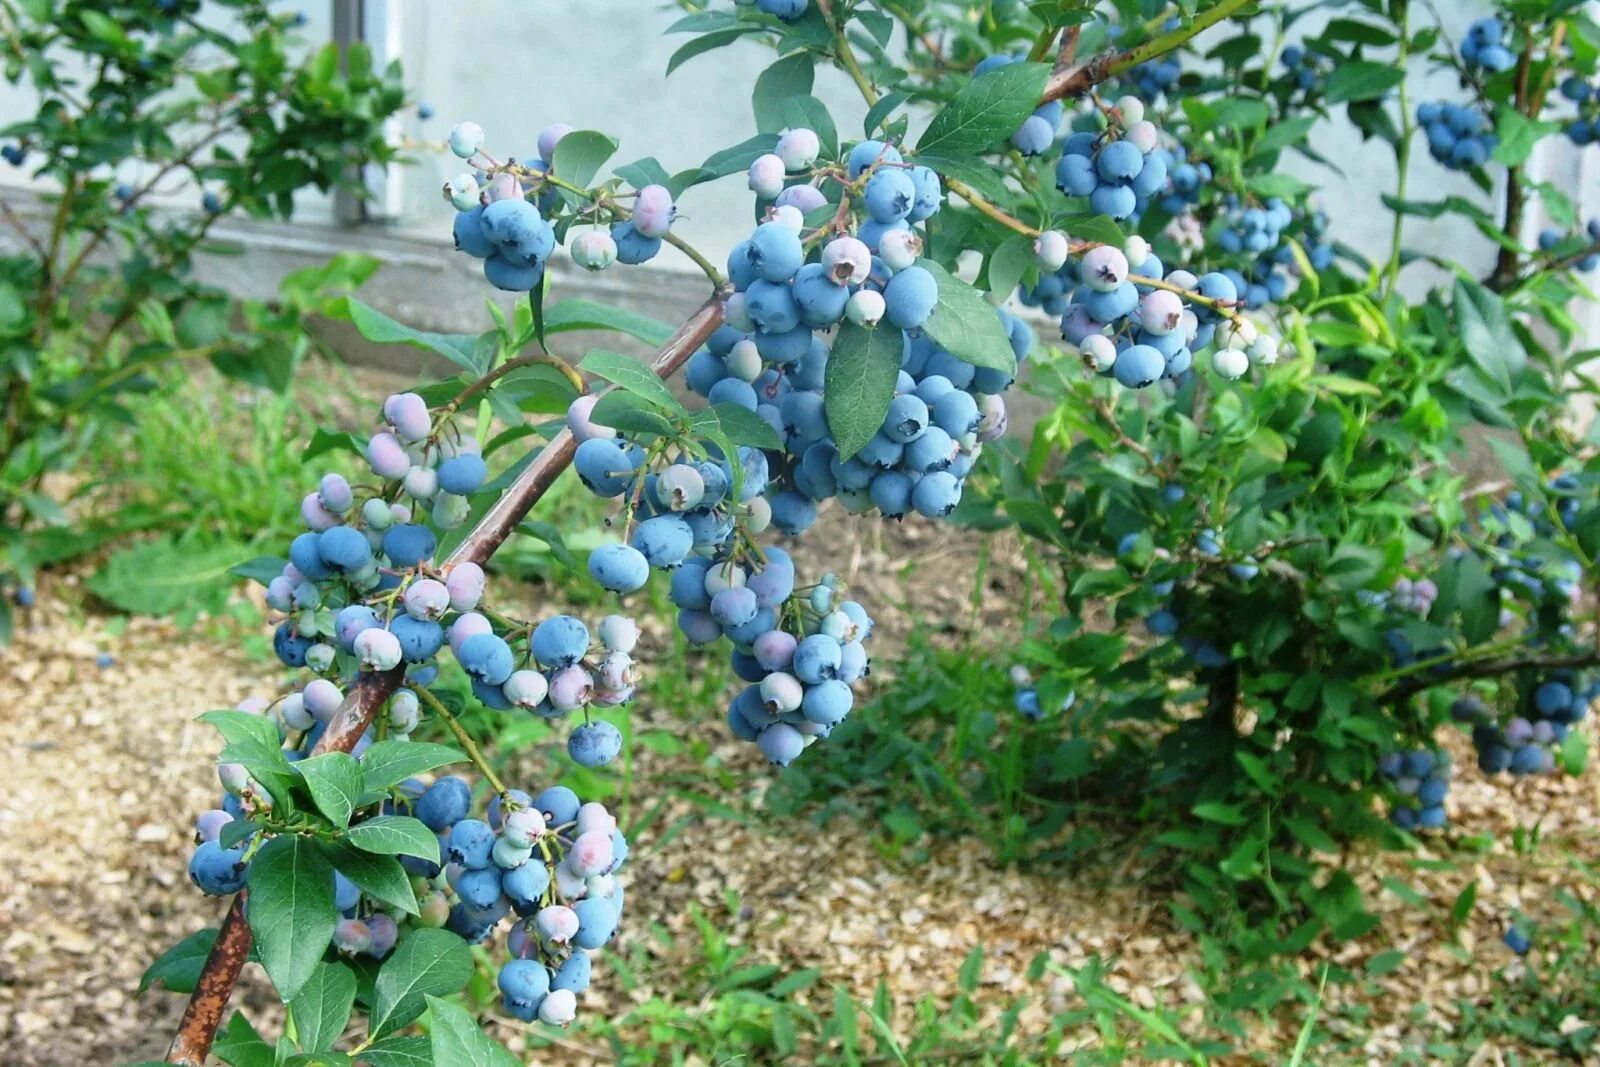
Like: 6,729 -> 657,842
414,684 -> 507,795
819,0 -> 880,106
164,290 -> 731,1064
442,350 -> 587,416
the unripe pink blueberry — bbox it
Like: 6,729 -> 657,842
449,611 -> 493,655
403,465 -> 438,501
1139,291 -> 1185,336
389,501 -> 413,524
632,184 -> 676,238
502,669 -> 549,709
539,988 -> 577,1026
845,289 -> 885,327
566,394 -> 616,443
303,678 -> 344,722
354,627 -> 403,671
878,229 -> 923,271
366,432 -> 411,480
977,394 -> 1008,442
366,913 -> 398,958
768,203 -> 805,232
333,918 -> 372,954
404,578 -> 450,621
569,830 -> 615,877
384,392 -> 431,442
576,801 -> 616,836
548,665 -> 594,710
483,172 -> 519,202
195,808 -> 233,844
776,127 -> 821,171
753,630 -> 797,671
572,230 -> 618,271
280,692 -> 315,731
537,122 -> 574,161
1124,120 -> 1159,153
502,807 -> 546,848
318,473 -> 354,514
823,236 -> 872,286
445,562 -> 485,612
535,904 -> 579,946
301,492 -> 339,532
596,650 -> 636,692
760,671 -> 804,714
598,614 -> 640,653
1080,246 -> 1129,292
748,153 -> 786,199
775,184 -> 827,213
553,857 -> 586,898
1033,230 -> 1069,272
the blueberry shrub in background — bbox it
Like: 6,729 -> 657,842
96,0 -> 1600,1061
0,0 -> 404,633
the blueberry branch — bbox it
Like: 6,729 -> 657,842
1041,0 -> 1255,104
1381,649 -> 1600,704
441,350 -> 587,417
163,290 -> 732,1066
818,0 -> 880,106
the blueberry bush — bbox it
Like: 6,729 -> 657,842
0,0 -> 404,630
124,0 -> 1600,1061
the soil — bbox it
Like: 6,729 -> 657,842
2,504 -> 1595,1067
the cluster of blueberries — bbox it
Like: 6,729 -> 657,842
1128,55 -> 1182,101
1537,219 -> 1600,272
1377,748 -> 1451,831
972,53 -> 1066,156
265,390 -> 637,768
1052,242 -> 1280,387
1417,101 -> 1497,171
1454,682 -> 1588,778
1559,75 -> 1600,147
192,770 -> 627,1029
1278,45 -> 1329,93
1459,16 -> 1516,74
1154,147 -> 1212,217
1054,109 -> 1169,222
446,121 -> 679,290
736,0 -> 809,17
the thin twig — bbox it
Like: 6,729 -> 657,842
1041,0 -> 1253,103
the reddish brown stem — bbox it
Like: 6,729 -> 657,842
163,289 -> 729,1064
1041,0 -> 1253,104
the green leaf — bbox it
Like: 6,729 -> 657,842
825,321 -> 904,459
1322,61 -> 1405,104
1493,108 -> 1560,167
708,403 -> 784,450
370,930 -> 475,1039
334,298 -> 485,375
549,130 -> 619,190
230,555 -> 287,587
246,835 -> 336,1003
589,390 -> 679,437
89,537 -> 252,616
360,1035 -> 433,1067
667,26 -> 758,76
296,753 -> 363,829
139,928 -> 218,994
916,61 -> 1049,161
1192,802 -> 1248,826
324,842 -> 419,915
985,234 -> 1033,297
543,298 -> 673,346
580,349 -> 687,414
753,53 -> 815,134
345,815 -> 441,862
289,961 -> 357,1054
696,133 -> 781,182
213,1011 -> 275,1067
358,740 -> 466,795
615,157 -> 672,190
200,709 -> 282,753
1453,278 -> 1527,390
782,95 -> 838,159
425,995 -> 520,1067
918,260 -> 1017,374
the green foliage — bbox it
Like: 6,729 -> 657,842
0,0 -> 404,603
